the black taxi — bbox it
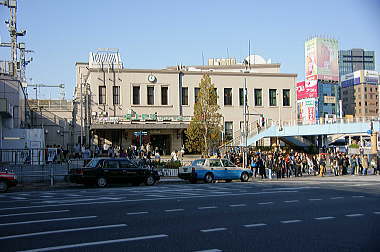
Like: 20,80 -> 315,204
69,158 -> 160,187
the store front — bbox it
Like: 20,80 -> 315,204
91,124 -> 187,155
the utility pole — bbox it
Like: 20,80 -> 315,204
243,77 -> 248,168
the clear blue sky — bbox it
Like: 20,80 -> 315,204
1,0 -> 379,99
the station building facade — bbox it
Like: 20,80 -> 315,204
74,51 -> 297,154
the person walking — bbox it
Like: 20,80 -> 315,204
319,155 -> 326,177
257,156 -> 266,179
362,155 -> 369,176
250,156 -> 257,178
266,154 -> 274,180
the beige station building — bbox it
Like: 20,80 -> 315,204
73,50 -> 297,154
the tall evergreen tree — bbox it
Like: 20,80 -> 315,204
185,74 -> 222,156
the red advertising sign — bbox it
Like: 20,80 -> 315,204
296,75 -> 318,100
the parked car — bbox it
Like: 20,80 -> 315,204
178,158 -> 253,183
0,168 -> 18,192
69,158 -> 160,187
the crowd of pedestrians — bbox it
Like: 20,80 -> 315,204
223,149 -> 380,179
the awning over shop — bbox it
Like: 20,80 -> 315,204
90,123 -> 189,130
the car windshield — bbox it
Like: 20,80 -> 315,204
192,159 -> 205,166
85,159 -> 100,168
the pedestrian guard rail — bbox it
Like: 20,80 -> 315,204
0,157 -> 190,186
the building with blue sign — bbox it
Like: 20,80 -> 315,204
341,70 -> 379,117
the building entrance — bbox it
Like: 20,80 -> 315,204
150,134 -> 171,155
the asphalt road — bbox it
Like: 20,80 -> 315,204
0,176 -> 379,252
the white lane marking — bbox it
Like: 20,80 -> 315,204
0,216 -> 96,227
194,249 -> 222,252
200,228 -> 227,233
243,223 -> 267,228
10,197 -> 27,200
345,214 -> 364,217
35,197 -> 121,204
263,186 -> 319,191
314,216 -> 336,220
198,206 -> 218,210
373,212 -> 380,215
351,183 -> 374,187
0,210 -> 69,217
229,204 -> 246,207
127,211 -> 148,215
145,194 -> 167,197
164,209 -> 184,212
281,220 -> 302,224
0,190 -> 299,211
257,202 -> 273,205
308,198 -> 322,201
0,224 -> 127,240
352,196 -> 365,198
18,194 -> 30,196
330,197 -> 344,200
284,200 -> 299,203
18,234 -> 168,252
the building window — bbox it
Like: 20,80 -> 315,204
99,86 -> 106,104
225,121 -> 233,141
224,88 -> 232,106
269,89 -> 277,106
113,86 -> 120,105
254,89 -> 262,106
147,86 -> 154,105
283,89 -> 290,106
194,87 -> 200,103
133,86 -> 140,105
161,86 -> 168,105
182,87 -> 188,105
239,88 -> 244,106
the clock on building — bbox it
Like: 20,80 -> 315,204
148,74 -> 156,83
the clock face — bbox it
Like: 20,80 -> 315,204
148,75 -> 156,83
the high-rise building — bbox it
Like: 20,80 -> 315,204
297,37 -> 340,122
339,48 -> 375,79
341,70 -> 379,117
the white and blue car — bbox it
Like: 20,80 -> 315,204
178,158 -> 253,183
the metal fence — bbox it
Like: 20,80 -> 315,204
0,156 -> 187,186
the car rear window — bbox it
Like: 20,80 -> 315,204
85,159 -> 100,168
192,159 -> 205,166
221,159 -> 235,167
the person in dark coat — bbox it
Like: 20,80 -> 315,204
257,156 -> 266,179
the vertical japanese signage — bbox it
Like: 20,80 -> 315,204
297,98 -> 317,123
296,75 -> 318,100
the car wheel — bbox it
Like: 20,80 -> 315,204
0,181 -> 8,193
241,172 -> 249,182
97,177 -> 107,188
145,175 -> 156,186
225,179 -> 232,183
204,173 -> 214,183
